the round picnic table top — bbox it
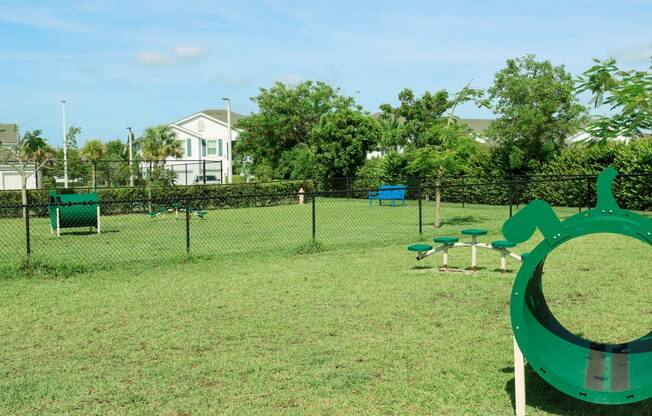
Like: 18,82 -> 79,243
407,244 -> 433,252
461,228 -> 488,236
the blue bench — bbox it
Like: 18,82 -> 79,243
369,185 -> 407,207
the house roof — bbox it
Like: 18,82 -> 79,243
0,123 -> 19,145
200,109 -> 244,126
460,119 -> 492,133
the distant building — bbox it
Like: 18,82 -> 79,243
367,118 -> 635,159
136,109 -> 243,185
0,123 -> 37,190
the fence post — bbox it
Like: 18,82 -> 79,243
25,200 -> 31,258
586,176 -> 592,210
418,187 -> 423,238
203,160 -> 206,184
185,199 -> 191,255
461,176 -> 465,208
185,164 -> 188,185
312,191 -> 316,241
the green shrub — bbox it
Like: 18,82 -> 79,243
0,180 -> 314,218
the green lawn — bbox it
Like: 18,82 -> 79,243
1,199 -> 651,414
0,234 -> 651,415
1,198 -> 583,277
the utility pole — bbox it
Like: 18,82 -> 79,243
127,127 -> 134,187
61,99 -> 69,188
222,97 -> 232,184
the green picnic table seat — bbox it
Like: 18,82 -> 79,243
407,244 -> 433,252
491,240 -> 516,249
461,228 -> 488,236
434,236 -> 459,245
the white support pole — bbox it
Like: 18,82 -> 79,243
223,97 -> 233,184
514,336 -> 526,416
500,250 -> 507,272
56,208 -> 61,237
96,206 -> 101,234
471,235 -> 478,270
442,246 -> 449,268
127,127 -> 134,187
61,99 -> 69,189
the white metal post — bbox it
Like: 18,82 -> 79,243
442,247 -> 449,268
61,99 -> 69,189
500,251 -> 507,272
514,336 -> 526,416
56,208 -> 61,237
96,206 -> 101,234
223,97 -> 232,184
127,127 -> 134,187
471,235 -> 478,270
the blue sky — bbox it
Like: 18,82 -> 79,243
1,0 -> 651,146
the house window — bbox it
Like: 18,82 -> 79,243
186,139 -> 192,157
197,119 -> 205,132
218,139 -> 224,157
201,139 -> 207,157
207,140 -> 217,156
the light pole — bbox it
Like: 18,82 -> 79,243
222,97 -> 232,184
127,127 -> 134,187
61,99 -> 68,188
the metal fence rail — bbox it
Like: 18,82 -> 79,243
1,174 -> 650,277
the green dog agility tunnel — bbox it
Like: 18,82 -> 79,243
503,168 -> 652,405
48,191 -> 101,235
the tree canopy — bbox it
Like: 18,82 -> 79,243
140,125 -> 182,166
577,57 -> 652,141
486,54 -> 586,173
235,80 -> 378,180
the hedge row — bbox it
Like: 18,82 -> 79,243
0,180 -> 312,218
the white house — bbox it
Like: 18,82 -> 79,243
138,109 -> 242,185
0,123 -> 37,191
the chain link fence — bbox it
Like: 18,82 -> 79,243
1,174 -> 650,277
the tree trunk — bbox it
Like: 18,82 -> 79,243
434,170 -> 442,228
92,164 -> 97,189
21,174 -> 28,222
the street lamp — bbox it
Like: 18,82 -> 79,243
222,97 -> 232,184
61,99 -> 68,188
127,127 -> 134,187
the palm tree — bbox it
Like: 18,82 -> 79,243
80,140 -> 107,189
140,125 -> 182,167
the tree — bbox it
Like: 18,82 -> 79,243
102,139 -> 129,186
80,140 -> 107,188
379,86 -> 481,226
576,57 -> 652,142
235,81 -> 355,178
140,125 -> 182,167
66,126 -> 82,149
310,108 -> 381,179
486,54 -> 586,173
0,129 -> 52,221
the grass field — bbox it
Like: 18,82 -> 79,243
1,198 -> 651,415
1,198 -> 583,278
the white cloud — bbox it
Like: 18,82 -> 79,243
0,8 -> 94,33
173,45 -> 207,59
615,44 -> 652,64
136,51 -> 175,66
276,73 -> 304,85
136,44 -> 207,66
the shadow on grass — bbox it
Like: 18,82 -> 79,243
504,364 -> 652,415
58,229 -> 120,236
423,215 -> 481,227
